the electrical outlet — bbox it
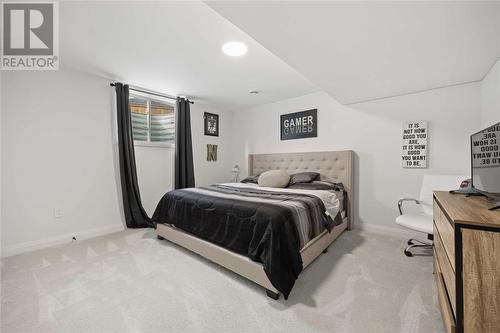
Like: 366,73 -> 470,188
54,208 -> 63,219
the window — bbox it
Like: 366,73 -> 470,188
129,94 -> 175,146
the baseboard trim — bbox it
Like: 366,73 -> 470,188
356,223 -> 417,238
1,224 -> 125,258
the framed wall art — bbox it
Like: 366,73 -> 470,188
204,112 -> 219,137
280,109 -> 317,140
401,121 -> 428,168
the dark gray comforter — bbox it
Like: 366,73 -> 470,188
152,184 -> 343,298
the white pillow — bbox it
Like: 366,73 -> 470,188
258,170 -> 290,188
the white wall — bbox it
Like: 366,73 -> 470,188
191,104 -> 234,186
230,83 -> 482,233
0,66 -> 485,252
135,103 -> 233,216
1,69 -> 234,256
481,58 -> 500,127
1,69 -> 124,256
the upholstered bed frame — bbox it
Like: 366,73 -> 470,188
157,150 -> 354,299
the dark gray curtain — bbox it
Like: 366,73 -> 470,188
175,97 -> 195,189
115,83 -> 152,228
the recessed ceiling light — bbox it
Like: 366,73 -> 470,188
222,41 -> 248,57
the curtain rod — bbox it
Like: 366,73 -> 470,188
110,83 -> 194,104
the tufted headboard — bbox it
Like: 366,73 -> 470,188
248,150 -> 354,229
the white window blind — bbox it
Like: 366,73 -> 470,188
129,94 -> 175,145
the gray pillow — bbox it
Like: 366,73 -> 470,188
288,172 -> 319,186
258,170 -> 290,188
241,175 -> 259,184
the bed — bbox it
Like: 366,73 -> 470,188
154,150 -> 354,300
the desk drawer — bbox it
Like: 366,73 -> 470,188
435,267 -> 456,333
434,199 -> 455,270
434,223 -> 456,316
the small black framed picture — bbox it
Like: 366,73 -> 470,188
204,112 -> 219,136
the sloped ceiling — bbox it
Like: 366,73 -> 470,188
207,1 -> 500,104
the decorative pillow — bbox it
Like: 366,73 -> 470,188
241,175 -> 259,184
258,170 -> 290,188
288,172 -> 320,186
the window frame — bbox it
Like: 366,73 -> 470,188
129,91 -> 176,148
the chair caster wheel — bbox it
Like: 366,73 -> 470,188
404,250 -> 413,257
157,235 -> 164,240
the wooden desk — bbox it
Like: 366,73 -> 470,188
433,191 -> 500,333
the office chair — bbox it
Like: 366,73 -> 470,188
396,175 -> 465,257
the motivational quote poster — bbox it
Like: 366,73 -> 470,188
472,124 -> 500,168
402,121 -> 428,168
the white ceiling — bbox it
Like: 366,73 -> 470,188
59,1 -> 318,111
207,1 -> 500,104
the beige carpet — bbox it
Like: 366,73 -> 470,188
1,228 -> 444,333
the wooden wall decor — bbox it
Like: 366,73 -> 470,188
207,144 -> 218,161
